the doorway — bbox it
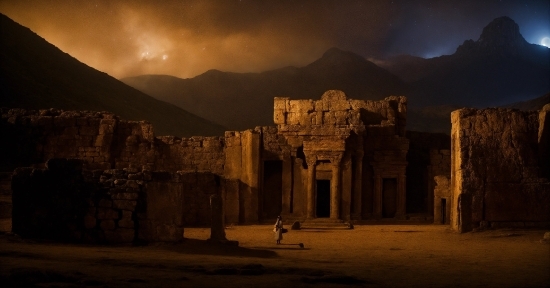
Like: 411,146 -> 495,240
262,161 -> 282,220
382,178 -> 397,218
316,180 -> 330,218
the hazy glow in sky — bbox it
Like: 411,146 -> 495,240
0,0 -> 548,79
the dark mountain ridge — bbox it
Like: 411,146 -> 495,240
0,13 -> 225,137
123,16 -> 548,132
122,47 -> 407,130
395,17 -> 549,107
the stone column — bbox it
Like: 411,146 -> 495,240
373,173 -> 382,219
306,157 -> 317,219
330,156 -> 342,220
353,152 -> 363,219
209,194 -> 227,242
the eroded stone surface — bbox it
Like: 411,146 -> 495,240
451,108 -> 550,232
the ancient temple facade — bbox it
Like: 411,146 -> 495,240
224,90 -> 409,223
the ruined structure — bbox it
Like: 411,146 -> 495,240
224,90 -> 409,224
3,90 -> 548,242
1,90 -> 414,242
450,106 -> 550,232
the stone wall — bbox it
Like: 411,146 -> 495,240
0,108 -> 225,174
450,107 -> 550,232
10,158 -> 189,243
433,175 -> 451,224
429,149 -> 451,223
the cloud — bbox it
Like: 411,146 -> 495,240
1,0 -> 548,78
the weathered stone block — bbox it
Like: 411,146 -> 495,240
274,97 -> 289,111
97,208 -> 119,220
118,218 -> 134,228
274,109 -> 286,124
98,199 -> 112,208
113,200 -> 137,211
100,220 -> 116,230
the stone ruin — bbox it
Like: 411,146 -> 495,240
450,105 -> 550,232
0,91 -> 549,243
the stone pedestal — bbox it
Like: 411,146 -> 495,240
209,194 -> 227,242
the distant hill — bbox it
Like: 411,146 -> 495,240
0,13 -> 225,137
122,48 -> 407,131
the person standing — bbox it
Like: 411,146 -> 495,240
273,215 -> 283,244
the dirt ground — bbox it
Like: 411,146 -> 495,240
0,224 -> 548,287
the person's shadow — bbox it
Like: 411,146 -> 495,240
251,243 -> 307,250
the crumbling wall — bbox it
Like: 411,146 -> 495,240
429,149 -> 451,223
10,158 -> 187,243
151,136 -> 225,174
433,175 -> 451,224
451,108 -> 550,232
0,108 -> 226,174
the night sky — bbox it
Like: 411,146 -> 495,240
1,0 -> 549,79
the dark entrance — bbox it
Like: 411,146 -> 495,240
382,178 -> 397,218
441,198 -> 447,224
316,180 -> 330,218
262,161 -> 282,220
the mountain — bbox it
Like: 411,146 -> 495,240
407,92 -> 550,134
0,13 -> 225,137
382,17 -> 550,107
122,48 -> 407,131
123,16 -> 549,133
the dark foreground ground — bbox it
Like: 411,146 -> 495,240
0,225 -> 549,287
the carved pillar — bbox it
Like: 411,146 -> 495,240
330,155 -> 343,220
306,157 -> 317,219
373,173 -> 382,219
353,152 -> 363,219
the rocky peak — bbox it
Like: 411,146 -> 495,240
456,16 -> 529,57
478,16 -> 527,48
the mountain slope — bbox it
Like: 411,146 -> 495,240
122,48 -> 407,130
0,13 -> 225,137
503,92 -> 550,111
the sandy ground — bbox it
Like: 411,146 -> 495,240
0,224 -> 549,287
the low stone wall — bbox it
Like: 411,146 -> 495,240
9,158 -> 215,243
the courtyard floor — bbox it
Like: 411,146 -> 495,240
1,224 -> 549,287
